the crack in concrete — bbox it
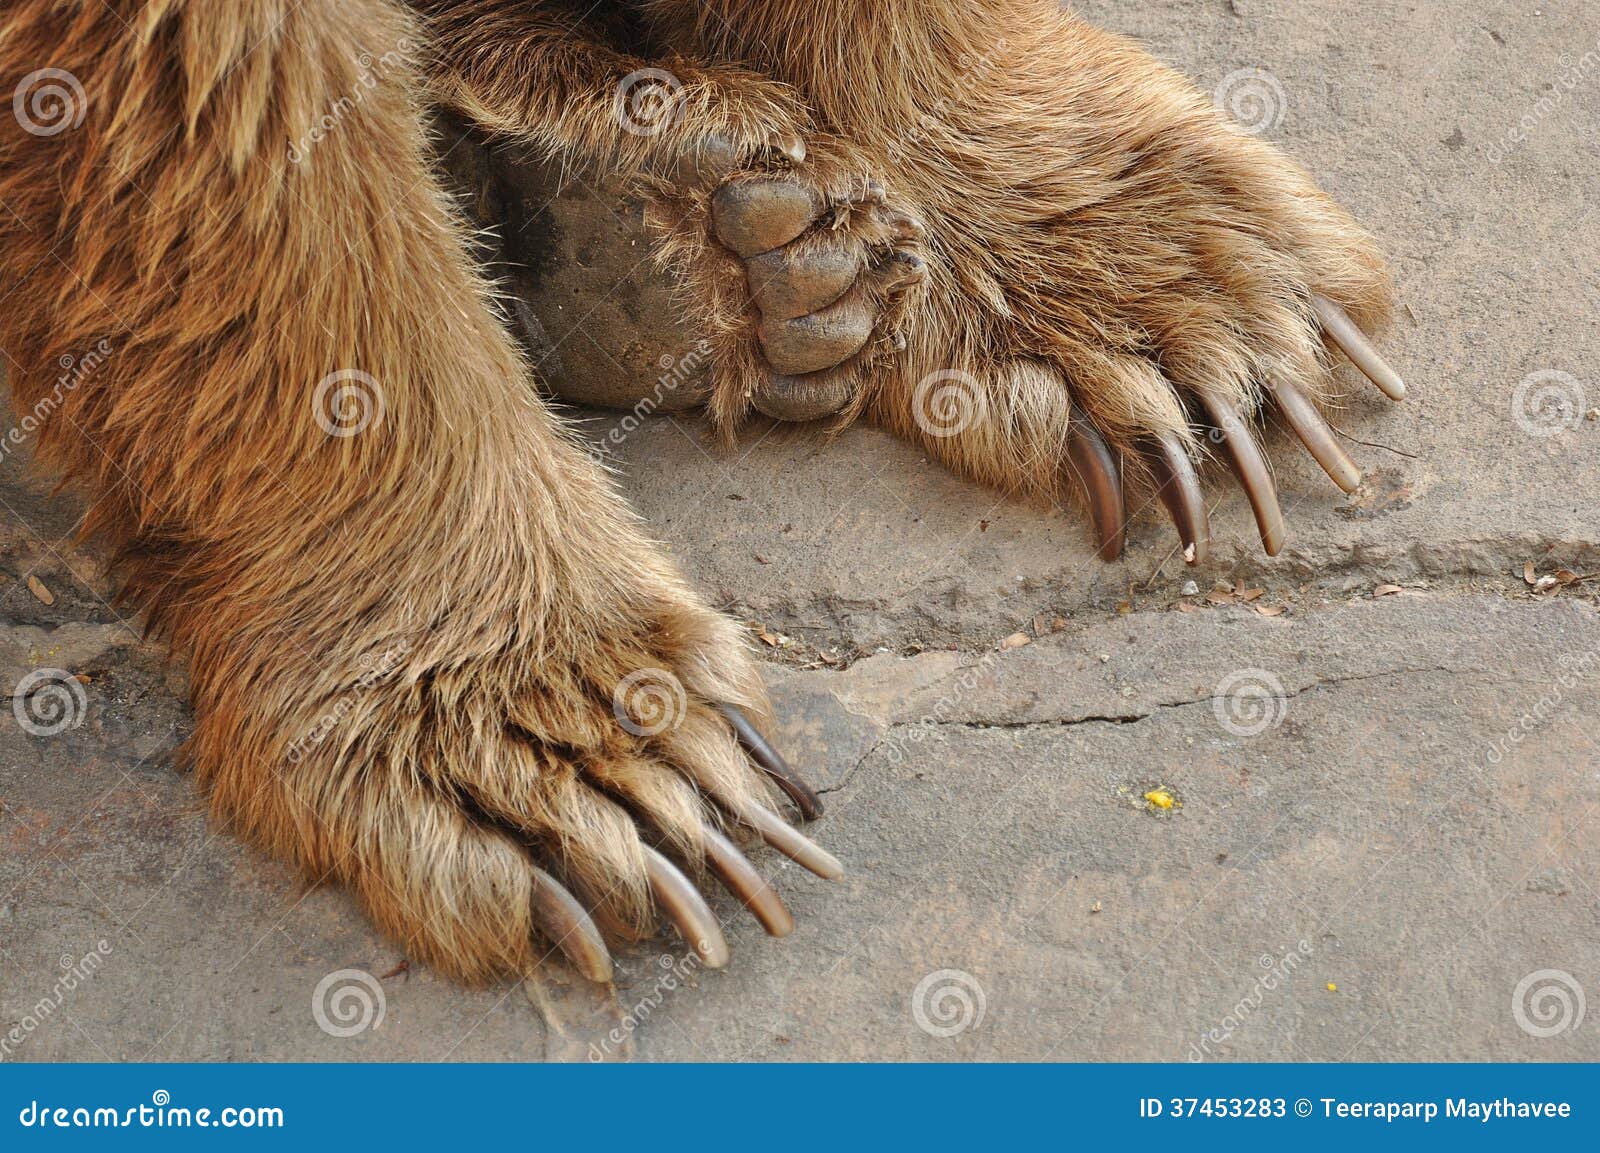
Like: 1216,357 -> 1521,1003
817,662 -> 1467,795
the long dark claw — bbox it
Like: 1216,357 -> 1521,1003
701,824 -> 795,938
1270,377 -> 1362,493
718,703 -> 823,820
1144,433 -> 1210,566
1065,413 -> 1127,562
642,845 -> 730,969
529,866 -> 614,984
1202,395 -> 1287,557
744,806 -> 844,881
1313,295 -> 1406,401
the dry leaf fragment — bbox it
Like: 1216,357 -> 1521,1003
1237,587 -> 1265,602
1256,605 -> 1287,617
1176,602 -> 1197,613
26,575 -> 54,605
758,632 -> 781,647
1000,632 -> 1032,650
1523,561 -> 1537,585
1205,590 -> 1233,606
1373,584 -> 1404,597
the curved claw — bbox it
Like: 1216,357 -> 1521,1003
1202,395 -> 1286,557
642,845 -> 730,969
529,866 -> 614,984
702,824 -> 795,938
1313,295 -> 1406,401
1143,433 -> 1210,566
718,703 -> 823,820
1065,413 -> 1127,562
744,806 -> 844,881
1270,377 -> 1362,493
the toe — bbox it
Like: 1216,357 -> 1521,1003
757,290 -> 874,375
745,242 -> 862,319
712,177 -> 826,258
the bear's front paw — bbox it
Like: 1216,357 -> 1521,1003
202,594 -> 838,985
870,40 -> 1406,564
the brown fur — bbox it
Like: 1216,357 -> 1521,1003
641,0 -> 1392,500
0,0 -> 1391,982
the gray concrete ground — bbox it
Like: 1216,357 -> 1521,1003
3,0 -> 1598,1061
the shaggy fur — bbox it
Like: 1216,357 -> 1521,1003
641,0 -> 1392,499
0,0 -> 1390,982
0,0 -> 776,982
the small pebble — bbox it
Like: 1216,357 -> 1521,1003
1180,580 -> 1199,597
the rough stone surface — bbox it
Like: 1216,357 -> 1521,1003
3,1 -> 1598,1063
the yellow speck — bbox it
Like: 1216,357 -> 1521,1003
1144,789 -> 1175,810
1326,982 -> 1338,993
